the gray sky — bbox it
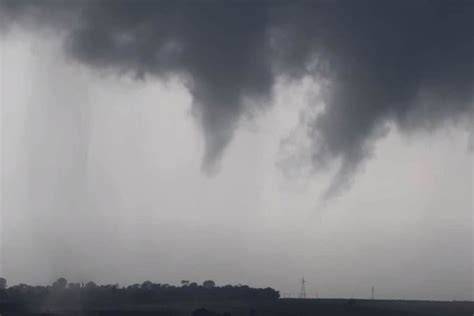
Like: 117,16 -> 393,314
0,1 -> 473,301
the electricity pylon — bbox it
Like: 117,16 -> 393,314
299,277 -> 307,299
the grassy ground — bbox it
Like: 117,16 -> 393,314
1,298 -> 473,316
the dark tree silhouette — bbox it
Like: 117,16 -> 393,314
203,280 -> 216,289
0,278 -> 280,312
52,278 -> 67,290
0,277 -> 6,289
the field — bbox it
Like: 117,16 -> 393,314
1,298 -> 473,316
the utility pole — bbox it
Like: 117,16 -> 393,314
371,286 -> 375,300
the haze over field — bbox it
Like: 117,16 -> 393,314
0,0 -> 472,301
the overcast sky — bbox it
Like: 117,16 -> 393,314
0,0 -> 473,301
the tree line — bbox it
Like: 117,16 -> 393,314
0,277 -> 279,309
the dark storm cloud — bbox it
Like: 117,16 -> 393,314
270,1 -> 473,198
1,0 -> 472,196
